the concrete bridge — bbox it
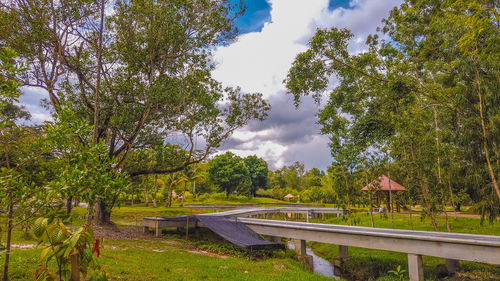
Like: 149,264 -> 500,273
143,207 -> 500,281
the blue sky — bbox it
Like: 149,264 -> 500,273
214,0 -> 403,170
233,0 -> 351,35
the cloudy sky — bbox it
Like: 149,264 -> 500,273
214,0 -> 401,170
18,0 -> 402,171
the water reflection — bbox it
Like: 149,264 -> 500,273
287,241 -> 339,279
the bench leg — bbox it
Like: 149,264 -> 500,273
408,254 -> 424,281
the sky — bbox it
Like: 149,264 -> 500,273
213,0 -> 402,170
18,0 -> 402,171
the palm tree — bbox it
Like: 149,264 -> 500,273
179,166 -> 205,207
156,172 -> 186,207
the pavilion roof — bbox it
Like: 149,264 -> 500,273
361,175 -> 406,192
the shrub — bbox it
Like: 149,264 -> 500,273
211,192 -> 226,200
237,194 -> 248,201
197,193 -> 211,202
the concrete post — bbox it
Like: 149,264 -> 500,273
306,211 -> 309,222
408,254 -> 424,281
446,259 -> 460,274
334,245 -> 348,276
293,239 -> 313,271
339,245 -> 348,259
294,239 -> 307,256
269,236 -> 281,243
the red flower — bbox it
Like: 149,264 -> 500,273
92,239 -> 101,257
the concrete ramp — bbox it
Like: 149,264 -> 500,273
150,214 -> 283,250
196,215 -> 283,250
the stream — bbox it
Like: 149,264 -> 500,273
287,241 -> 339,279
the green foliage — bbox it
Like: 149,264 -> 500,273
0,48 -> 25,124
208,152 -> 251,196
285,0 -> 500,221
43,107 -> 130,210
388,265 -> 407,281
243,156 -> 269,196
32,218 -> 107,281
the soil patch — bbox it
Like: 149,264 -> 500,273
93,225 -> 148,240
187,249 -> 229,259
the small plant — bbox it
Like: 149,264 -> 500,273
388,265 -> 407,281
33,217 -> 107,281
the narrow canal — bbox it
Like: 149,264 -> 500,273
287,241 -> 339,279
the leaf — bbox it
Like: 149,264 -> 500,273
40,247 -> 51,261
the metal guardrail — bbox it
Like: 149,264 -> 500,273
238,218 -> 500,281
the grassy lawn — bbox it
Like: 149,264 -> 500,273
2,206 -> 499,280
3,237 -> 333,281
308,212 -> 500,281
1,207 -> 333,281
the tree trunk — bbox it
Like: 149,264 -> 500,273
2,185 -> 14,281
66,196 -> 73,214
86,204 -> 93,225
145,183 -> 149,207
168,188 -> 173,207
131,185 -> 134,206
94,201 -> 112,225
433,106 -> 450,232
180,182 -> 187,207
364,152 -> 374,227
153,175 -> 158,207
475,67 -> 500,200
411,144 -> 439,231
387,166 -> 394,229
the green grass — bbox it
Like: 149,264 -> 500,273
1,206 -> 333,280
313,211 -> 500,234
2,236 -> 333,281
308,212 -> 500,280
2,205 -> 499,280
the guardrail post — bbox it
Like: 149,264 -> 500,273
339,245 -> 348,259
333,245 -> 348,276
446,259 -> 459,274
408,254 -> 424,281
294,239 -> 313,271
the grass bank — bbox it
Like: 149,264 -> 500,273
308,212 -> 500,281
1,207 -> 334,280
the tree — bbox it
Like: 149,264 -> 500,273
285,0 -> 500,224
1,0 -> 269,224
208,152 -> 251,197
0,48 -> 44,281
243,156 -> 268,196
179,165 -> 205,206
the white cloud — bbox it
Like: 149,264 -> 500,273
214,0 -> 401,170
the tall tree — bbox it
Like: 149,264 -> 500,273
1,0 -> 269,224
243,155 -> 268,196
208,152 -> 251,197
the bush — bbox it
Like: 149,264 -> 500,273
211,192 -> 226,200
256,188 -> 270,197
198,193 -> 211,202
184,191 -> 193,201
237,194 -> 248,201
